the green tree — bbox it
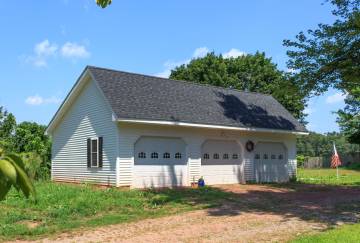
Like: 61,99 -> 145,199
0,147 -> 36,200
0,107 -> 16,150
297,131 -> 360,157
284,0 -> 360,143
170,52 -> 307,122
96,0 -> 112,8
12,122 -> 51,178
337,87 -> 360,143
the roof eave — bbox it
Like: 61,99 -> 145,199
117,118 -> 309,135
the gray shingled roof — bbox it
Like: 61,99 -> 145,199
88,66 -> 306,132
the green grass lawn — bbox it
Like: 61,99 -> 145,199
292,167 -> 360,242
2,168 -> 360,241
0,182 -> 230,241
292,223 -> 360,243
297,167 -> 360,186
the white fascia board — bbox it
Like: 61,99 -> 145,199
45,69 -> 91,135
117,118 -> 309,135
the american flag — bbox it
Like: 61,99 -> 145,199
331,142 -> 342,168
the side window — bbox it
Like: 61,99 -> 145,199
213,153 -> 219,159
278,154 -> 284,160
91,139 -> 98,167
163,152 -> 170,159
87,137 -> 103,168
203,153 -> 209,159
175,152 -> 182,159
223,153 -> 229,159
255,154 -> 260,159
232,154 -> 238,159
271,154 -> 276,160
138,152 -> 146,158
263,154 -> 268,160
151,152 -> 158,159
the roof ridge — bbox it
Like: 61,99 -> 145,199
87,65 -> 272,97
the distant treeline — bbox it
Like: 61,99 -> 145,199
0,106 -> 51,180
297,132 -> 360,158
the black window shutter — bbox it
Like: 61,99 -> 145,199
87,138 -> 91,168
98,137 -> 103,167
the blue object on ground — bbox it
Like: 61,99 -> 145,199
198,177 -> 205,187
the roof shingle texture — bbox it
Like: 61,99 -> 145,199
88,66 -> 306,132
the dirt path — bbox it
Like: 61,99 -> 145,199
13,184 -> 360,243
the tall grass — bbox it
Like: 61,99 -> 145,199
0,182 -> 229,241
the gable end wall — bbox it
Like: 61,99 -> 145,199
51,78 -> 118,185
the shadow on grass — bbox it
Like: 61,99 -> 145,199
147,183 -> 360,227
344,164 -> 360,171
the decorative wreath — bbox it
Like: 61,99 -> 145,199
245,140 -> 254,152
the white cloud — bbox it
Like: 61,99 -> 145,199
60,42 -> 90,58
286,68 -> 297,74
223,48 -> 246,58
24,40 -> 90,67
25,95 -> 61,106
30,58 -> 48,68
325,92 -> 347,104
155,70 -> 171,79
192,47 -> 209,58
154,60 -> 187,78
304,107 -> 316,115
25,39 -> 58,67
34,39 -> 58,57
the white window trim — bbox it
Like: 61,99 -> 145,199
90,138 -> 99,168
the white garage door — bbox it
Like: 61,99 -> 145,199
254,142 -> 288,183
133,137 -> 187,188
201,140 -> 244,185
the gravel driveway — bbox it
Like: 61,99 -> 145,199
13,184 -> 360,243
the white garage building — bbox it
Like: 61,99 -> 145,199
46,66 -> 308,188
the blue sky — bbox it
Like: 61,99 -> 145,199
0,0 -> 346,133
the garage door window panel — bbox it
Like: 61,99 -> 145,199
151,152 -> 158,159
163,152 -> 170,159
138,152 -> 146,158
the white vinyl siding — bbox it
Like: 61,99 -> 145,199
117,123 -> 297,187
51,78 -> 118,186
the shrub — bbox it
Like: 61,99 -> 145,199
296,155 -> 305,168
